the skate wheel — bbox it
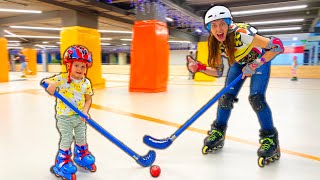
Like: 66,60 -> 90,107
50,166 -> 60,177
90,164 -> 97,172
258,157 -> 265,167
202,146 -> 209,155
269,157 -> 274,162
274,153 -> 281,160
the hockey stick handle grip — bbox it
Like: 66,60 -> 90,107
41,81 -> 90,121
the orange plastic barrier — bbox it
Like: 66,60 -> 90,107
21,48 -> 37,75
60,26 -> 105,87
129,20 -> 169,92
0,38 -> 9,82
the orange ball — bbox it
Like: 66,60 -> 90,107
150,165 -> 161,177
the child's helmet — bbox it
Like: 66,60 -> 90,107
204,6 -> 232,31
62,45 -> 92,83
63,45 -> 92,67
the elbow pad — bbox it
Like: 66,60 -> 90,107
216,64 -> 224,77
266,37 -> 284,53
215,69 -> 223,77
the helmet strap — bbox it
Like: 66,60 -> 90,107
67,62 -> 73,83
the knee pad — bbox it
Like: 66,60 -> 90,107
218,93 -> 238,110
249,94 -> 266,112
266,37 -> 284,53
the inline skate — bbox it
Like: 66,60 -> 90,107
202,121 -> 227,154
50,149 -> 77,180
257,128 -> 280,167
74,144 -> 96,172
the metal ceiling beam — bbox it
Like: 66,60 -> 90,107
86,0 -> 133,16
193,0 -> 297,10
161,0 -> 202,21
194,0 -> 320,16
0,10 -> 62,25
233,10 -> 319,22
260,30 -> 310,35
37,0 -> 133,24
168,28 -> 199,42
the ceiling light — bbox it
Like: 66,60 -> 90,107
10,26 -> 131,34
249,19 -> 304,25
10,26 -> 60,30
120,39 -> 132,41
0,8 -> 41,13
101,38 -> 113,40
4,30 -> 28,41
292,37 -> 298,41
8,40 -> 20,43
5,35 -> 60,39
258,27 -> 301,32
122,44 -> 127,46
7,43 -> 20,47
232,5 -> 307,15
4,30 -> 16,36
195,28 -> 202,33
6,35 -> 114,41
101,43 -> 111,46
7,47 -> 22,49
35,44 -> 58,48
168,40 -> 191,43
165,17 -> 174,22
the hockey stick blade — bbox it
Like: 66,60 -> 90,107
142,74 -> 243,150
136,150 -> 156,167
41,81 -> 156,167
143,135 -> 173,149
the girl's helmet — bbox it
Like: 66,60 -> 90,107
62,45 -> 92,83
204,6 -> 232,31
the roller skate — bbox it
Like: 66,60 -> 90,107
291,77 -> 298,81
74,144 -> 96,172
50,149 -> 77,180
202,121 -> 227,154
257,128 -> 281,167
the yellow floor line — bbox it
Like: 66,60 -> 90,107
1,89 -> 319,161
91,104 -> 320,162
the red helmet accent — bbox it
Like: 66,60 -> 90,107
63,45 -> 92,67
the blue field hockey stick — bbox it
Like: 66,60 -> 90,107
143,73 -> 243,149
41,82 -> 155,167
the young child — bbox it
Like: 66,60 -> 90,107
291,56 -> 298,81
43,45 -> 96,180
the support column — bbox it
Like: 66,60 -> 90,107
60,10 -> 105,87
21,44 -> 37,75
41,50 -> 48,72
10,54 -> 16,71
0,27 -> 9,82
118,52 -> 127,65
129,2 -> 169,92
194,41 -> 215,82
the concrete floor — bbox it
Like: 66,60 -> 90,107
0,72 -> 319,180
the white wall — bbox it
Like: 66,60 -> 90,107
169,50 -> 193,65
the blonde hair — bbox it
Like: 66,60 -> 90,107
208,32 -> 235,68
